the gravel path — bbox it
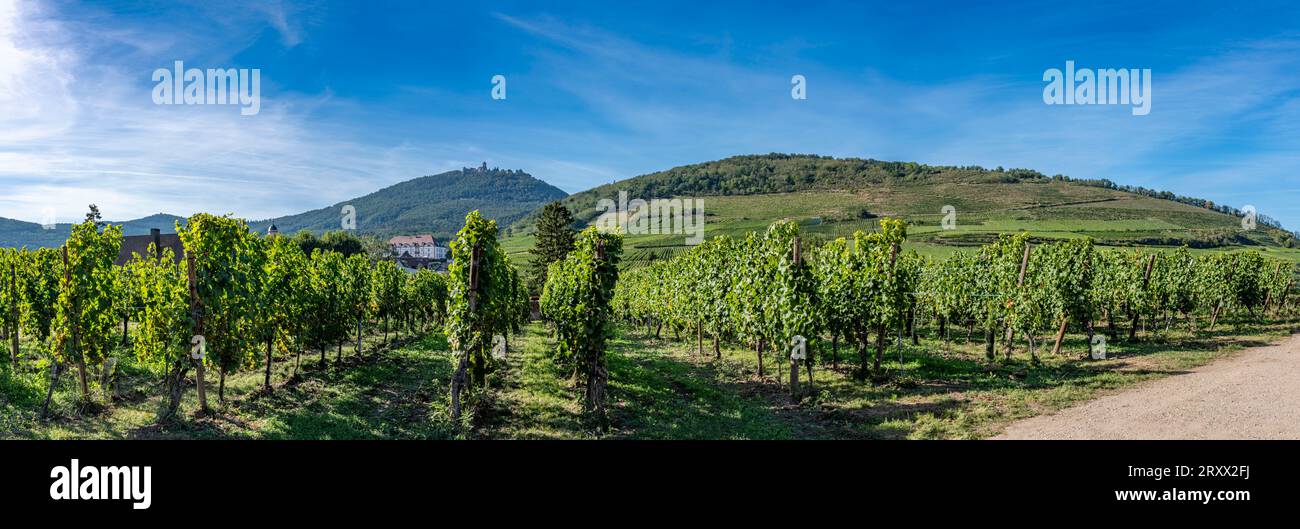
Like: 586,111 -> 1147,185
995,334 -> 1300,440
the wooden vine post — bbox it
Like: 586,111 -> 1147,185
873,242 -> 899,373
9,260 -> 18,364
1128,254 -> 1156,340
789,237 -> 801,399
1263,261 -> 1282,313
450,242 -> 480,422
63,245 -> 90,400
589,238 -> 608,417
41,247 -> 71,418
1049,247 -> 1072,356
1071,250 -> 1096,358
1278,275 -> 1294,316
1004,240 -> 1030,359
186,251 -> 208,413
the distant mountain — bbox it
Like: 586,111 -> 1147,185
0,213 -> 186,249
247,166 -> 567,239
117,213 -> 188,234
1,166 -> 567,248
0,217 -> 67,248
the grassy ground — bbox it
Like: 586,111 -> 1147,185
0,326 -> 457,439
483,324 -> 803,439
4,312 -> 1297,439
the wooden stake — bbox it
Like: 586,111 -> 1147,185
1005,241 -> 1030,358
186,251 -> 208,413
9,261 -> 18,364
1050,317 -> 1068,356
451,242 -> 481,422
790,236 -> 802,398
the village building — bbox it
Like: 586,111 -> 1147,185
115,228 -> 185,266
388,234 -> 447,260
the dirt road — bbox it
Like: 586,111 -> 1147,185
995,334 -> 1300,440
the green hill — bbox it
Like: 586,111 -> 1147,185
0,213 -> 187,249
503,154 -> 1299,266
1,167 -> 567,248
248,166 -> 567,240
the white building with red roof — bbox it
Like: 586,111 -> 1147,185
389,234 -> 447,260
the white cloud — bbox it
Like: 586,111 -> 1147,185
0,0 -> 77,144
495,12 -> 1300,227
0,0 -> 446,224
249,0 -> 306,48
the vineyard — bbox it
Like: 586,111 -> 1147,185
615,218 -> 1294,393
1,207 -> 1297,439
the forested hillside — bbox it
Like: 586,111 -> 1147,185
247,167 -> 567,240
2,168 -> 566,248
503,154 -> 1298,267
0,214 -> 186,248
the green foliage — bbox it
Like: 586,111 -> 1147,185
254,235 -> 308,358
408,268 -> 449,327
617,208 -> 1300,382
760,221 -> 818,358
1151,247 -> 1199,317
126,247 -> 189,371
528,201 -> 577,293
177,214 -> 261,374
445,211 -> 515,385
0,248 -> 18,354
291,230 -> 367,257
370,259 -> 404,330
111,264 -> 140,343
19,248 -> 60,344
805,219 -> 914,373
339,253 -> 373,331
540,227 -> 622,412
916,250 -> 979,335
54,218 -> 123,369
305,249 -> 350,353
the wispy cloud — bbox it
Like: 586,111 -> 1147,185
493,11 -> 1300,226
3,1 -> 1299,231
0,0 -> 449,223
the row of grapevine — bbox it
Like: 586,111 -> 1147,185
613,220 -> 823,393
539,227 -> 623,416
613,218 -> 1297,397
2,211 -> 462,420
444,211 -> 530,421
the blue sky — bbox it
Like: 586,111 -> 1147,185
2,0 -> 1299,228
